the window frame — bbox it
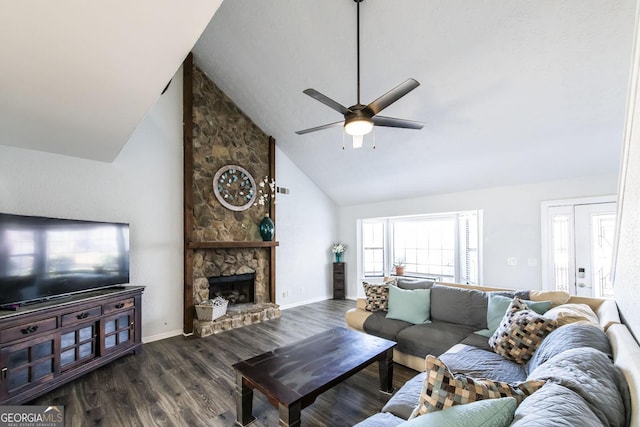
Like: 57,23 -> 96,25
360,211 -> 482,284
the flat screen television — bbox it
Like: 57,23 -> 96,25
0,213 -> 129,309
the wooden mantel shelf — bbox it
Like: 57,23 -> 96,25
187,241 -> 280,249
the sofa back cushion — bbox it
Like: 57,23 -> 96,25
511,382 -> 601,427
527,347 -> 629,427
430,285 -> 488,329
397,277 -> 435,290
527,323 -> 612,373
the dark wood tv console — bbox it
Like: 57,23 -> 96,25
0,285 -> 144,404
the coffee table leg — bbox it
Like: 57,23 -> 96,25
278,402 -> 301,427
378,348 -> 394,393
235,372 -> 256,426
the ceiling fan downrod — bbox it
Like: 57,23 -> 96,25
355,0 -> 363,106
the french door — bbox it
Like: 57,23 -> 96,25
542,197 -> 616,297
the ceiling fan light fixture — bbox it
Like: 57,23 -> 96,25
352,134 -> 364,149
344,117 -> 373,136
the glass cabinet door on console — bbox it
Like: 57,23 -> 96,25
103,310 -> 135,352
0,335 -> 55,400
60,323 -> 98,371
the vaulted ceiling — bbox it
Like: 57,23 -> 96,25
0,1 -> 222,161
194,0 -> 636,205
0,1 -> 636,207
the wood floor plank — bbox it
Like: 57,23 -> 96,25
31,299 -> 418,426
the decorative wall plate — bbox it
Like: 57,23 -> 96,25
213,165 -> 257,211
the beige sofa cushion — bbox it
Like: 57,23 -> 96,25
528,290 -> 571,307
544,303 -> 601,329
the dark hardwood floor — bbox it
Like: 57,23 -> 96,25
31,299 -> 418,426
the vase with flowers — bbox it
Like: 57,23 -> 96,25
254,176 -> 276,241
332,243 -> 346,263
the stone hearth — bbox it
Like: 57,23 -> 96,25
194,303 -> 280,337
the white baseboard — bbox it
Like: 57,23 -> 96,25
279,295 -> 332,310
142,329 -> 183,344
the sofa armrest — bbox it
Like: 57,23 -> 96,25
596,299 -> 621,330
607,324 -> 640,427
345,306 -> 371,332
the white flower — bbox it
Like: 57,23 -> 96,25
253,176 -> 276,209
332,243 -> 346,254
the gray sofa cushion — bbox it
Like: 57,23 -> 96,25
363,311 -> 412,341
396,277 -> 435,290
460,332 -> 492,351
527,347 -> 627,427
429,285 -> 488,329
352,411 -> 406,427
396,320 -> 475,358
381,372 -> 426,419
439,345 -> 528,384
526,323 -> 612,373
511,382 -> 602,427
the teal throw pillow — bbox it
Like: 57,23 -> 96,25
476,294 -> 552,337
386,286 -> 431,324
399,397 -> 516,427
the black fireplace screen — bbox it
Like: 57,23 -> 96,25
208,273 -> 255,305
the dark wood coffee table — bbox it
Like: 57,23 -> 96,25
232,327 -> 396,426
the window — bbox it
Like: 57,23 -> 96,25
362,211 -> 481,284
362,221 -> 385,276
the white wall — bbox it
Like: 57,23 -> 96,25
0,67 -> 185,343
275,147 -> 339,309
339,174 -> 618,298
614,0 -> 640,340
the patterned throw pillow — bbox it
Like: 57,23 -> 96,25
412,355 -> 545,417
489,297 -> 558,364
363,279 -> 396,312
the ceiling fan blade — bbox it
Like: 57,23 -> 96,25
366,78 -> 420,116
303,89 -> 353,115
372,115 -> 425,130
295,121 -> 344,135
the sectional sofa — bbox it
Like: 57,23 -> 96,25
345,279 -> 640,426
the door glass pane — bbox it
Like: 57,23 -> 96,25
592,213 -> 616,298
32,359 -> 53,380
105,335 -> 116,349
551,214 -> 570,292
33,341 -> 53,360
118,330 -> 129,343
79,325 -> 93,341
117,315 -> 129,329
61,331 -> 76,349
8,348 -> 29,368
79,342 -> 93,359
60,349 -> 76,366
8,367 -> 29,390
105,320 -> 116,334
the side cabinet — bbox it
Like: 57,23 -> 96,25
0,286 -> 144,404
333,262 -> 345,300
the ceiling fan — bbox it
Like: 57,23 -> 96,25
296,0 -> 425,148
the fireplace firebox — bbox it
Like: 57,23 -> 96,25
208,273 -> 255,305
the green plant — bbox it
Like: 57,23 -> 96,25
393,258 -> 405,267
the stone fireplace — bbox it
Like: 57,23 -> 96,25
184,58 -> 280,337
192,248 -> 280,337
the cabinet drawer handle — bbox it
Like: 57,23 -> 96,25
21,325 -> 39,334
115,303 -> 125,309
76,312 -> 90,319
